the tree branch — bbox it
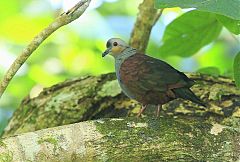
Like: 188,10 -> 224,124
0,0 -> 91,99
0,117 -> 239,161
129,0 -> 163,52
3,73 -> 240,137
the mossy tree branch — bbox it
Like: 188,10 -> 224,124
3,73 -> 240,137
0,117 -> 239,161
0,0 -> 91,99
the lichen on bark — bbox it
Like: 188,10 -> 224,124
94,117 -> 239,161
0,117 -> 239,161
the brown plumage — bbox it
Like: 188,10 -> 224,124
120,53 -> 187,105
102,38 -> 206,117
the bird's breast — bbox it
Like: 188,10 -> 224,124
115,59 -> 136,99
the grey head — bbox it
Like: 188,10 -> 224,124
102,38 -> 130,58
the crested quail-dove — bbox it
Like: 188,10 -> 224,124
102,38 -> 206,117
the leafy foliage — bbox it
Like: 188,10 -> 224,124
234,52 -> 240,88
217,15 -> 240,35
155,0 -> 240,20
197,42 -> 233,75
159,10 -> 222,57
155,0 -> 240,88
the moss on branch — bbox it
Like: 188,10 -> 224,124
2,73 -> 240,137
0,117 -> 239,161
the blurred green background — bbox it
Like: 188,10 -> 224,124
0,0 -> 239,133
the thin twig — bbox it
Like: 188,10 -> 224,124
129,0 -> 164,52
0,0 -> 91,99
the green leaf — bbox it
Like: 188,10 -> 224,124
159,10 -> 222,57
197,66 -> 220,77
217,15 -> 240,35
233,52 -> 240,88
155,0 -> 240,20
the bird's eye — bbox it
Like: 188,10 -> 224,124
113,42 -> 118,46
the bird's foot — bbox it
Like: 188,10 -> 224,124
137,105 -> 147,117
156,105 -> 162,117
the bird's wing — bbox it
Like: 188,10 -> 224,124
119,53 -> 194,93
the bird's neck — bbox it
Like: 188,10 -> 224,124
115,47 -> 137,62
115,47 -> 137,81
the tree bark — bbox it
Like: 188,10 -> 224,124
3,73 -> 240,137
0,117 -> 239,162
129,0 -> 163,52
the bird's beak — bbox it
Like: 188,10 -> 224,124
102,48 -> 111,57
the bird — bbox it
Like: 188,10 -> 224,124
102,38 -> 206,117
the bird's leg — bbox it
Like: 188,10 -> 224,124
156,105 -> 162,117
137,105 -> 147,117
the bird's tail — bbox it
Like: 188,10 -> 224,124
173,88 -> 206,107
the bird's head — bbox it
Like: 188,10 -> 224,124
102,38 -> 129,58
